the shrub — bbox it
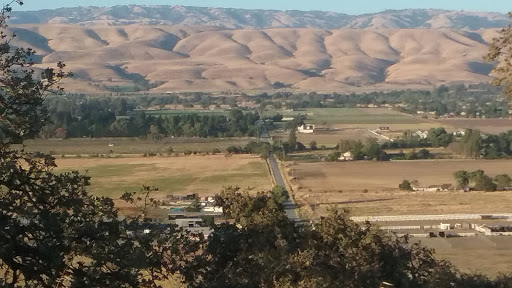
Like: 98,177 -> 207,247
325,151 -> 341,162
399,180 -> 414,191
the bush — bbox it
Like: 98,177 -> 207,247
184,150 -> 193,156
325,151 -> 341,162
309,140 -> 317,150
211,148 -> 221,154
399,180 -> 414,191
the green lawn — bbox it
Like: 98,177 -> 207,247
267,108 -> 424,125
142,109 -> 230,116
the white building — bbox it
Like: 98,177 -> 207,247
297,124 -> 315,134
338,151 -> 354,161
414,130 -> 428,139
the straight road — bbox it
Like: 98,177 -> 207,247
259,120 -> 300,221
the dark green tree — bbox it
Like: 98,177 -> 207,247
494,174 -> 512,191
399,180 -> 414,191
486,12 -> 512,99
288,127 -> 297,151
454,170 -> 471,190
0,3 -> 197,287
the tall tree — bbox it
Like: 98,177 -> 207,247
486,13 -> 512,99
0,3 -> 196,287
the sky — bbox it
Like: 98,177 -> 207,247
12,0 -> 512,14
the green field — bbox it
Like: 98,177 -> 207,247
20,137 -> 253,155
268,108 -> 425,125
142,109 -> 230,116
55,155 -> 272,198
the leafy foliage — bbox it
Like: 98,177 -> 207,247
486,13 -> 512,99
0,3 -> 197,286
399,179 -> 414,191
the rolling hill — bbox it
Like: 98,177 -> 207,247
8,5 -> 509,93
11,23 -> 498,93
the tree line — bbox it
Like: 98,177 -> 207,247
454,170 -> 512,192
44,99 -> 261,138
452,129 -> 512,159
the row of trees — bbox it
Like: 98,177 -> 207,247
46,108 -> 261,138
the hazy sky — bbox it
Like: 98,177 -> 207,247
13,0 -> 512,14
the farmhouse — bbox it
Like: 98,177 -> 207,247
338,151 -> 354,161
297,124 -> 315,134
414,130 -> 429,139
453,130 -> 466,137
412,185 -> 452,192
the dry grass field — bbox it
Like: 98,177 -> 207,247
20,137 -> 252,155
55,155 -> 272,199
286,160 -> 512,217
416,237 -> 512,277
434,118 -> 512,134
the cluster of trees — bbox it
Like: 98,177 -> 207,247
226,141 -> 271,157
45,101 -> 261,138
391,148 -> 432,160
58,91 -> 239,109
454,170 -> 512,192
382,128 -> 455,150
332,138 -> 388,161
451,129 -> 512,159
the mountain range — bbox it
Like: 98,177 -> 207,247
8,6 -> 511,93
11,6 -> 510,30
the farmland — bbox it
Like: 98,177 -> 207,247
285,160 -> 512,218
20,137 -> 252,155
270,108 -> 445,146
55,155 -> 272,198
269,108 -> 429,125
418,237 -> 512,277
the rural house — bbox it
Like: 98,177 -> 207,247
297,124 -> 315,134
338,151 -> 354,161
414,130 -> 429,139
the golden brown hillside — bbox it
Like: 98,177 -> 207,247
16,24 -> 497,93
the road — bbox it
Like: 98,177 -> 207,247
259,120 -> 300,221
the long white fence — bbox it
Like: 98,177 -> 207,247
351,213 -> 512,223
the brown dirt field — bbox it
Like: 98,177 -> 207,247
434,118 -> 512,134
286,160 -> 512,217
55,155 -> 272,199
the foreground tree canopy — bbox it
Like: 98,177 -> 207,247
0,2 -> 512,287
487,12 -> 512,99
